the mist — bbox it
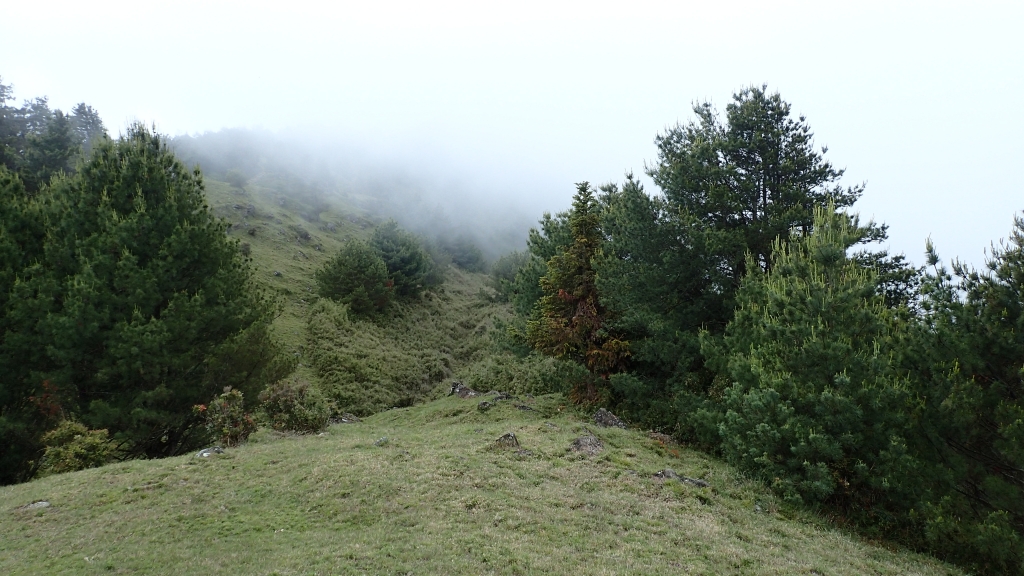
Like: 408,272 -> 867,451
4,1 -> 1023,268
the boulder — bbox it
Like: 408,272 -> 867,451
477,401 -> 493,412
449,381 -> 479,398
196,446 -> 225,458
339,413 -> 361,424
494,432 -> 520,449
570,435 -> 603,456
593,408 -> 626,429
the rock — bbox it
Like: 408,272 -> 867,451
273,270 -> 282,277
648,432 -> 676,445
570,435 -> 603,456
515,449 -> 533,457
449,382 -> 479,398
515,404 -> 534,411
544,421 -> 558,429
653,468 -> 680,480
374,436 -> 389,446
653,468 -> 710,487
21,500 -> 50,509
196,446 -> 225,458
338,413 -> 361,423
494,432 -> 520,449
593,408 -> 627,429
477,401 -> 493,412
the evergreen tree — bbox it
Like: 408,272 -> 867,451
904,220 -> 1024,573
315,240 -> 393,316
70,103 -> 107,159
705,206 -> 914,512
526,183 -> 628,403
0,125 -> 292,482
369,220 -> 434,298
22,109 -> 79,192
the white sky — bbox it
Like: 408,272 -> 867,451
3,0 -> 1022,267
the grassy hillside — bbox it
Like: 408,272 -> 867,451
0,174 -> 963,574
1,394 -> 961,575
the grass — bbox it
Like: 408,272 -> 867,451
0,393 -> 962,575
0,173 -> 963,574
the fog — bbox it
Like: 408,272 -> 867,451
3,1 -> 1022,266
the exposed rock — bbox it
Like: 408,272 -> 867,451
570,435 -> 603,456
374,436 -> 389,446
273,270 -> 282,277
648,432 -> 676,445
196,446 -> 225,458
487,390 -> 514,401
593,408 -> 626,429
515,449 -> 534,457
515,404 -> 534,412
20,500 -> 50,509
653,468 -> 710,487
338,413 -> 361,424
449,381 -> 479,398
494,432 -> 520,449
477,401 -> 493,412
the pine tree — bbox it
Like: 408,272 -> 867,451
527,182 -> 628,403
369,220 -> 434,298
315,240 -> 393,316
0,125 -> 292,481
706,205 -> 914,510
905,217 -> 1024,573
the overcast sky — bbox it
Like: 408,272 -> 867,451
3,0 -> 1022,267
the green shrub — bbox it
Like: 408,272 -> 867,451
36,420 -> 117,477
441,235 -> 486,272
195,389 -> 256,447
315,240 -> 393,316
258,377 -> 331,433
454,352 -> 583,396
370,220 -> 434,298
488,250 -> 529,302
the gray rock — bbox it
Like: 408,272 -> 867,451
477,401 -> 493,412
22,500 -> 50,509
570,435 -> 603,456
515,404 -> 534,411
196,446 -> 225,458
449,382 -> 479,398
653,468 -> 710,487
338,413 -> 361,423
593,408 -> 627,429
374,437 -> 389,446
494,432 -> 520,449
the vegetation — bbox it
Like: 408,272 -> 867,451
1,77 -> 1020,573
0,96 -> 292,483
0,395 -> 961,575
315,240 -> 393,316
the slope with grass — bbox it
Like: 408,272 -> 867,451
0,393 -> 961,575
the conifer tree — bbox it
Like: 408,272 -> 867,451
527,182 -> 628,403
0,125 -> 292,481
705,205 -> 913,509
315,240 -> 393,316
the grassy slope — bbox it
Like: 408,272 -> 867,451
0,176 -> 962,574
1,395 -> 960,575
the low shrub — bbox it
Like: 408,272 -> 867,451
36,420 -> 118,477
258,377 -> 332,433
454,352 -> 584,396
195,389 -> 256,447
